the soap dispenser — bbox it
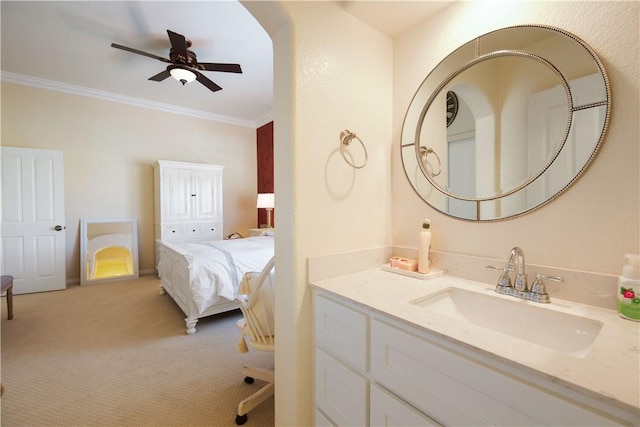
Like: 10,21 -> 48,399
418,219 -> 431,274
618,254 -> 640,321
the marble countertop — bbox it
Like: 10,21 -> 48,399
310,267 -> 640,415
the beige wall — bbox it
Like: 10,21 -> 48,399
393,1 -> 639,274
246,1 -> 639,426
1,83 -> 259,280
245,1 -> 393,425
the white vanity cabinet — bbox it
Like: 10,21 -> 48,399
370,383 -> 440,426
313,290 -> 630,427
314,294 -> 368,426
314,293 -> 442,427
153,160 -> 223,241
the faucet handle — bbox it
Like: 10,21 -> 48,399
530,274 -> 564,303
486,265 -> 512,288
531,274 -> 563,291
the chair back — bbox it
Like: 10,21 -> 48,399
237,256 -> 275,352
87,234 -> 133,278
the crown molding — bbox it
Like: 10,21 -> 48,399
1,71 -> 257,128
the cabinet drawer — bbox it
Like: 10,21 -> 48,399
370,319 -> 620,426
201,222 -> 222,238
370,383 -> 441,427
162,224 -> 184,239
315,348 -> 368,426
184,224 -> 201,237
315,294 -> 368,371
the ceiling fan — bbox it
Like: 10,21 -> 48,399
111,29 -> 242,92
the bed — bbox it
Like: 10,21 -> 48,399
157,234 -> 275,334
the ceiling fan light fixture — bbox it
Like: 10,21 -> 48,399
169,65 -> 196,85
112,30 -> 240,92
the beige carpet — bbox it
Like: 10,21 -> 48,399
0,275 -> 274,427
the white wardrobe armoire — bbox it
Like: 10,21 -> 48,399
153,160 -> 224,267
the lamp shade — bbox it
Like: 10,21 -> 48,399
257,193 -> 274,209
169,66 -> 196,83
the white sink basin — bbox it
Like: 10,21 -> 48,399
410,287 -> 603,357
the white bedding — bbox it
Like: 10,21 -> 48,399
173,236 -> 274,315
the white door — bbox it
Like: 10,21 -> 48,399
1,147 -> 66,294
448,137 -> 476,219
527,73 -> 605,204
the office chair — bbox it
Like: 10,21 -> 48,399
235,256 -> 275,425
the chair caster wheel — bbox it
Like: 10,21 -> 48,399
244,376 -> 254,384
236,414 -> 248,425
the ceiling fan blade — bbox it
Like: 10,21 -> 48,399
167,30 -> 188,59
111,43 -> 171,63
148,69 -> 171,82
199,63 -> 243,74
195,71 -> 222,92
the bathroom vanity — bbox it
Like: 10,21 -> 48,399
311,269 -> 640,426
309,20 -> 633,427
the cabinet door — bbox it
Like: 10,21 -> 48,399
162,167 -> 193,222
315,294 -> 368,372
315,348 -> 368,426
315,409 -> 336,427
370,383 -> 441,427
192,168 -> 222,221
370,319 -> 620,427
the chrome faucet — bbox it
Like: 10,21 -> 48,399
486,247 -> 563,303
509,246 -> 528,292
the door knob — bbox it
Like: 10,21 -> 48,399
54,225 -> 66,231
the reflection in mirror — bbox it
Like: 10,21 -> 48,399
417,53 -> 573,201
401,25 -> 610,221
80,218 -> 139,285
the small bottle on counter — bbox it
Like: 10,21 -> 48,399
618,254 -> 640,321
418,219 -> 431,274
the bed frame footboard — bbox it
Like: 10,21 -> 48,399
158,241 -> 240,334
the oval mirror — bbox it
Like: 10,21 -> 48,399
401,25 -> 610,221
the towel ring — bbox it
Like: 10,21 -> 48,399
340,129 -> 368,169
419,146 -> 442,177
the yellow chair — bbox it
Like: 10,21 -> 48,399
92,246 -> 133,279
235,256 -> 275,425
86,233 -> 134,280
